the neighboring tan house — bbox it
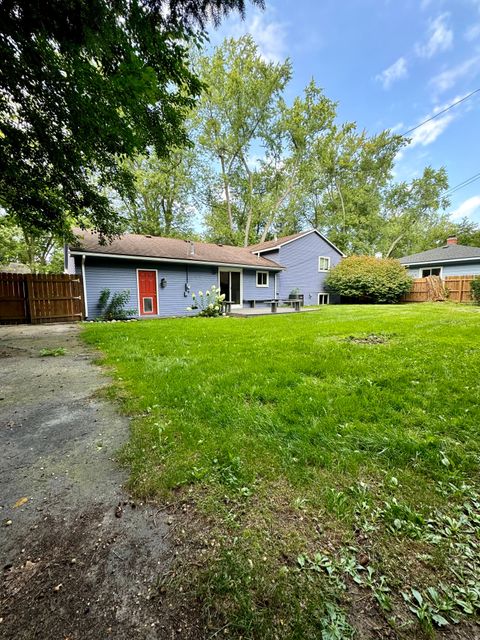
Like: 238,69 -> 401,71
399,236 -> 480,278
66,228 -> 344,319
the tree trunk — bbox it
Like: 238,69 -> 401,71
386,233 -> 405,258
219,155 -> 234,233
259,180 -> 294,243
240,154 -> 254,247
335,178 -> 347,235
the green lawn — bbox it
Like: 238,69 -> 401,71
82,304 -> 480,639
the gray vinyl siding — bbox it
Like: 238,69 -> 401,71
77,257 -> 281,318
407,262 -> 480,277
242,268 -> 276,303
274,232 -> 342,304
79,257 -> 218,318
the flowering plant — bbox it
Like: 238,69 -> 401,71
187,285 -> 225,317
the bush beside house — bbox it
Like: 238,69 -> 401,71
471,277 -> 480,304
326,256 -> 412,304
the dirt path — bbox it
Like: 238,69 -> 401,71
0,324 -> 171,640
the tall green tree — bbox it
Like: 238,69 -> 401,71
0,0 -> 262,239
0,216 -> 64,272
296,126 -> 405,253
379,166 -> 450,257
195,36 -> 291,245
118,149 -> 198,238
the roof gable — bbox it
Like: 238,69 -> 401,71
248,229 -> 345,256
69,230 -> 284,270
399,244 -> 480,265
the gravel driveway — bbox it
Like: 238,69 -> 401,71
0,324 -> 171,639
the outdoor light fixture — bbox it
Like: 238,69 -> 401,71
160,278 -> 167,288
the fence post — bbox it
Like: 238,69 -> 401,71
25,274 -> 34,323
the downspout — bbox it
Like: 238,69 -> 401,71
81,254 -> 89,319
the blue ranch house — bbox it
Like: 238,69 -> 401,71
66,229 -> 344,319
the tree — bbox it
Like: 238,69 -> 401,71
0,216 -> 64,272
195,36 -> 291,245
0,0 -> 262,239
118,149 -> 198,238
454,219 -> 480,247
295,126 -> 405,253
379,167 -> 450,257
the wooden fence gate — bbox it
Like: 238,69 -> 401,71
0,273 -> 84,324
402,275 -> 475,303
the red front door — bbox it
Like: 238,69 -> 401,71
138,270 -> 158,315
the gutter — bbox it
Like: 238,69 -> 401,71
401,256 -> 480,267
81,255 -> 89,318
70,250 -> 285,271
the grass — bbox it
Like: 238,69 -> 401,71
82,304 -> 480,638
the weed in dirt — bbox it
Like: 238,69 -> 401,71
39,346 -> 66,357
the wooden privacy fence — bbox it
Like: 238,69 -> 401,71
0,273 -> 84,324
403,275 -> 475,303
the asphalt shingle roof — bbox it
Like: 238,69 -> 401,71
248,230 -> 313,252
70,230 -> 284,270
399,244 -> 480,265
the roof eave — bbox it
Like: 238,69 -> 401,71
253,229 -> 346,257
401,256 -> 480,266
69,249 -> 285,271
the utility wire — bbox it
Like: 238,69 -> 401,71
444,171 -> 480,197
396,89 -> 480,200
400,88 -> 480,137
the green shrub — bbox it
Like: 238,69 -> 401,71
325,256 -> 412,304
97,288 -> 136,320
471,277 -> 480,304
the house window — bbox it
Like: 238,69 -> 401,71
421,267 -> 442,278
256,271 -> 269,287
143,297 -> 154,313
318,293 -> 329,305
318,256 -> 331,272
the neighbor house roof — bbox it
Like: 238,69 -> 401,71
399,244 -> 480,266
248,229 -> 345,256
69,230 -> 284,270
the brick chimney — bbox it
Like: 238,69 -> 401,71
446,235 -> 458,245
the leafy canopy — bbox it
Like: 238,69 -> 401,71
0,0 -> 262,238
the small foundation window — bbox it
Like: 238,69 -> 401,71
318,293 -> 329,305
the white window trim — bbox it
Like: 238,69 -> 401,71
318,292 -> 330,305
136,268 -> 159,316
256,270 -> 269,288
419,266 -> 443,278
318,256 -> 331,272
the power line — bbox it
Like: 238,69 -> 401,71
444,171 -> 480,197
400,88 -> 480,137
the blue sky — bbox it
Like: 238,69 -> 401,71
209,0 -> 480,225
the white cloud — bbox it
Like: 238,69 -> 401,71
408,112 -> 454,147
430,56 -> 480,93
405,94 -> 468,148
465,22 -> 480,41
222,8 -> 287,63
415,13 -> 453,58
450,195 -> 480,220
376,57 -> 408,89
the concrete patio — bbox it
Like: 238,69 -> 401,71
228,306 -> 320,317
